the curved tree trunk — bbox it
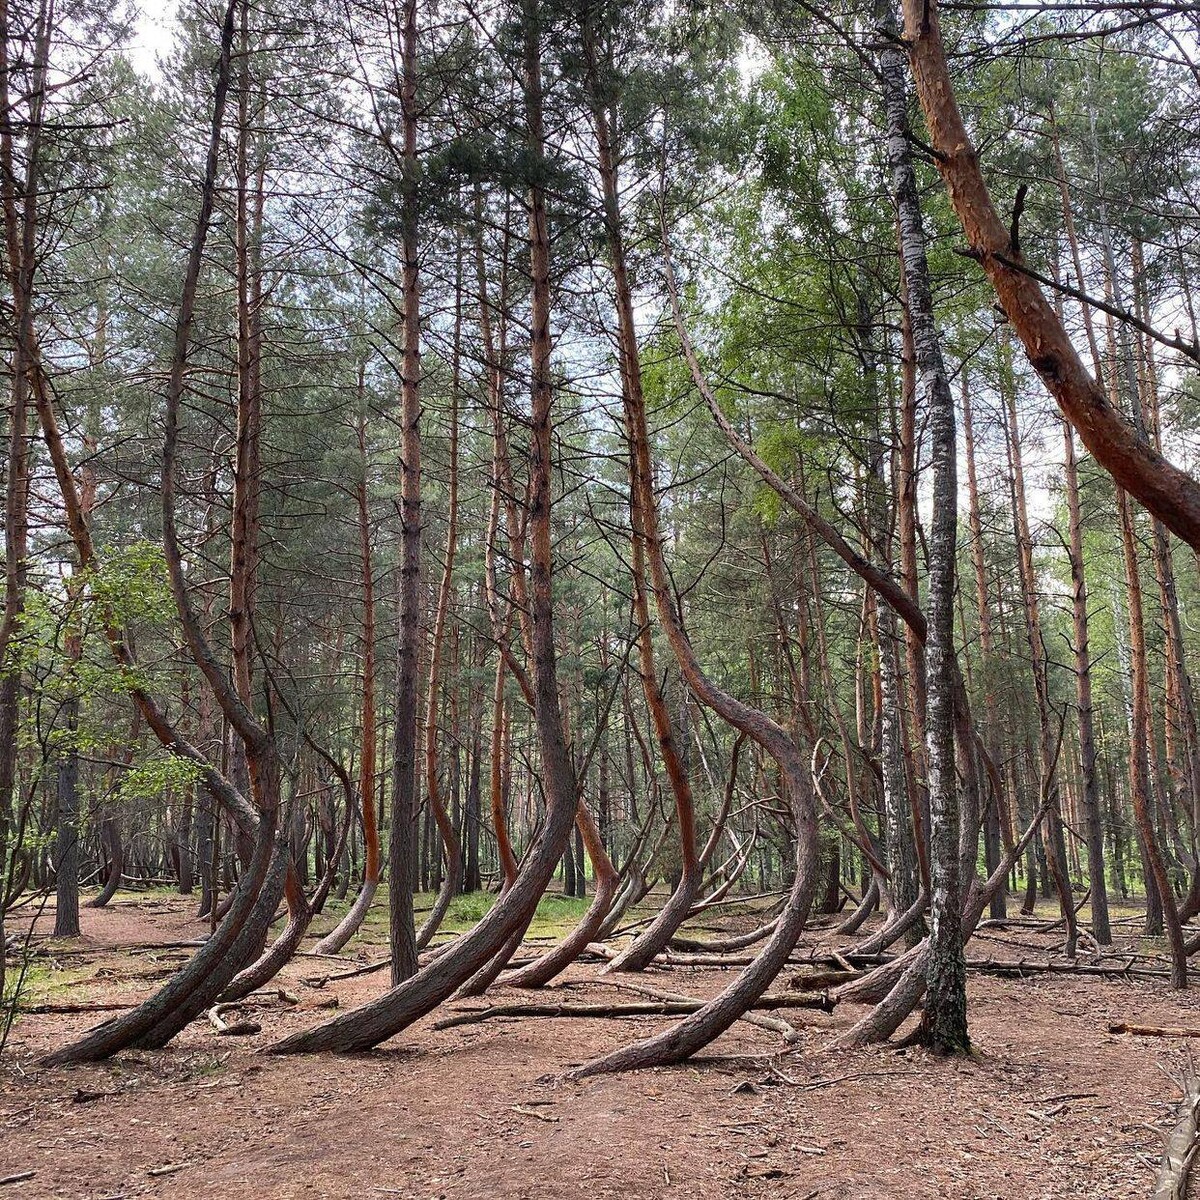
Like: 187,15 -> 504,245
314,873 -> 376,958
672,918 -> 779,955
582,46 -> 701,977
91,701 -> 142,913
268,0 -> 581,1054
566,203 -> 820,1080
52,0 -> 296,1063
45,809 -> 283,1065
225,746 -> 356,1003
88,816 -> 124,910
222,779 -> 353,1002
834,751 -> 1058,1046
854,888 -> 928,958
594,805 -> 660,942
35,2 -> 301,1069
415,799 -> 461,951
504,802 -> 618,988
899,0 -> 1200,550
135,837 -> 288,1048
836,875 -> 880,936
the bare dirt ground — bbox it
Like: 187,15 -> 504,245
2,894 -> 1197,1199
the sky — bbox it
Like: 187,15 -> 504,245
117,0 -> 1175,538
128,6 -> 176,78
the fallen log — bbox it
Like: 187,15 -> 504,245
432,992 -> 834,1031
1110,1023 -> 1200,1040
434,1000 -> 708,1029
16,1001 -> 137,1015
790,968 -> 863,992
576,978 -> 805,1043
658,951 -> 861,969
969,957 -> 1171,980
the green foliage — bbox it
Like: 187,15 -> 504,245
116,755 -> 203,808
89,542 -> 176,627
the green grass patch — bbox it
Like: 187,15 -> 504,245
446,891 -> 494,927
305,885 -> 594,953
4,956 -> 90,1015
528,893 -> 590,939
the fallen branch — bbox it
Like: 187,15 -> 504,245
18,940 -> 205,958
578,978 -> 805,1043
1154,1063 -> 1200,1199
970,957 -> 1170,981
207,1004 -> 261,1037
433,992 -> 834,1031
302,959 -> 389,987
17,1001 -> 137,1015
1111,1023 -> 1200,1040
147,1162 -> 193,1179
206,986 -> 298,1035
781,1069 -> 918,1091
434,1000 -> 707,1029
657,950 -> 869,969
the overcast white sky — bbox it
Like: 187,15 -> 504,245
128,6 -> 176,77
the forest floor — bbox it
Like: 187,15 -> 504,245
2,888 -> 1197,1199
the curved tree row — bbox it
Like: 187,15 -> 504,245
5,0 -> 1200,1074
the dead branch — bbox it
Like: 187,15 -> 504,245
1153,1062 -> 1200,1199
1111,1023 -> 1200,1040
433,992 -> 835,1031
206,1004 -> 261,1037
577,977 -> 803,1042
16,1001 -> 136,1015
971,958 -> 1170,980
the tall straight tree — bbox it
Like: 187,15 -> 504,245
269,0 -> 584,1054
1000,346 -> 1077,958
579,10 -> 701,975
389,0 -> 422,987
882,0 -> 968,1053
313,380 -> 380,955
0,0 -> 36,991
1049,115 -> 1112,943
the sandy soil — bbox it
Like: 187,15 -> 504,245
1,896 -> 1196,1199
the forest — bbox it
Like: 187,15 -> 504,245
3,0 -> 1200,1194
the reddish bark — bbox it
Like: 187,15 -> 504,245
901,0 -> 1200,549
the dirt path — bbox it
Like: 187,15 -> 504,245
1,898 -> 1193,1198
